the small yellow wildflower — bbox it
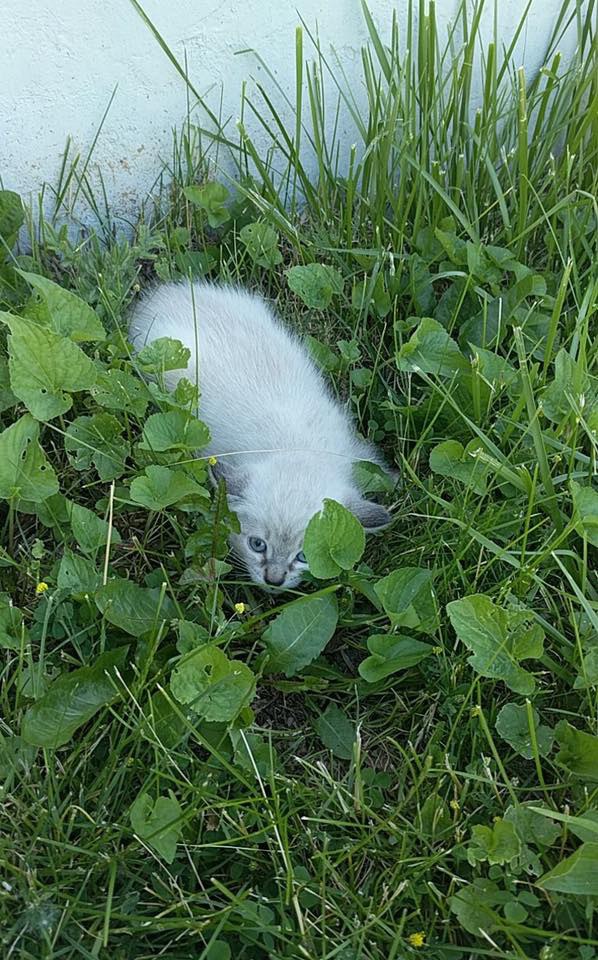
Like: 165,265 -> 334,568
408,931 -> 426,948
450,799 -> 460,812
208,456 -> 218,466
234,602 -> 246,616
35,581 -> 49,595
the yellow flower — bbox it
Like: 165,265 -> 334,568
234,602 -> 246,615
35,582 -> 49,595
450,799 -> 460,812
208,456 -> 218,466
408,931 -> 426,948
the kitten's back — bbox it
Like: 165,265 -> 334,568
129,282 -> 353,459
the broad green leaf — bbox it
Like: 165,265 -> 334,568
239,222 -> 282,268
305,335 -> 341,373
67,501 -> 121,556
130,465 -> 207,511
429,439 -> 490,495
0,190 -> 24,245
541,349 -> 588,423
447,595 -> 544,695
176,619 -> 210,654
91,368 -> 149,418
396,317 -> 469,378
17,270 -> 106,341
2,314 -> 96,419
525,806 -> 598,843
136,337 -> 190,373
96,579 -> 176,637
0,595 -> 26,650
130,791 -> 182,863
495,702 -> 554,759
461,274 -> 547,348
571,481 -> 598,548
375,567 -> 439,634
286,264 -> 344,309
57,549 -> 102,596
359,634 -> 433,682
468,819 -> 521,866
230,730 -> 278,777
0,356 -> 16,413
183,182 -> 230,228
303,500 -> 365,579
555,720 -> 598,782
65,413 -> 130,481
264,594 -> 339,677
21,647 -> 127,748
139,409 -> 210,453
538,843 -> 598,895
449,880 -> 503,936
314,703 -> 355,759
574,648 -> 598,689
504,804 -> 561,848
0,415 -> 58,503
170,646 -> 256,721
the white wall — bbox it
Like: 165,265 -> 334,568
0,0 -> 576,224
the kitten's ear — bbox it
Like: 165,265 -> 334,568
347,498 -> 392,532
208,459 -> 246,498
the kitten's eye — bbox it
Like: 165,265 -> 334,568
248,536 -> 267,553
295,551 -> 307,564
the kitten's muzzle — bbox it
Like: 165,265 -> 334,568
264,567 -> 286,587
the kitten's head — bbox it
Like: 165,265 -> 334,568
212,455 -> 391,589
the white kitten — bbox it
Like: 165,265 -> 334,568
129,281 -> 392,589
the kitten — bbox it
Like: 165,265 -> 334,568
129,281 -> 393,589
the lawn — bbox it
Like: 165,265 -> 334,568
1,1 -> 597,958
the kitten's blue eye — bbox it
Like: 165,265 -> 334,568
295,551 -> 307,564
248,536 -> 267,553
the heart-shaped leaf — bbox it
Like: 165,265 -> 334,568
96,579 -> 176,637
303,500 -> 365,579
130,790 -> 182,863
170,646 -> 256,721
429,439 -> 490,495
67,501 -> 121,556
396,317 -> 469,378
130,465 -> 208,510
495,702 -> 554,759
2,313 -> 96,419
65,413 -> 130,481
358,634 -> 433,682
57,549 -> 102,596
17,270 -> 106,341
183,182 -> 230,228
264,594 -> 338,677
139,410 -> 210,453
91,368 -> 149,418
21,647 -> 127,748
239,222 -> 282,269
314,702 -> 355,759
555,720 -> 598,782
375,567 -> 439,634
0,190 -> 24,246
447,595 -> 544,695
286,264 -> 344,309
136,337 -> 190,374
0,414 -> 58,503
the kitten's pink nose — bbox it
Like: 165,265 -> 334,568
264,569 -> 286,587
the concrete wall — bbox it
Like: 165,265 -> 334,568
0,0 -> 576,223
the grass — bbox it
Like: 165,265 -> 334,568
1,0 -> 597,957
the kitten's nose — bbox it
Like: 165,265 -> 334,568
264,569 -> 286,587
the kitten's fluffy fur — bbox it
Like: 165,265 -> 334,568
130,282 -> 392,589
